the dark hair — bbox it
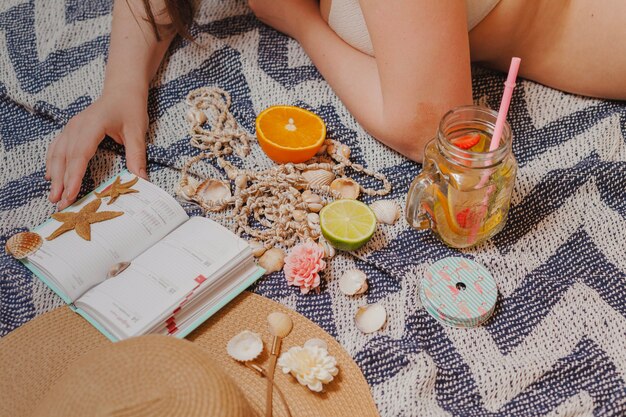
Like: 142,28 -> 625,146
140,0 -> 195,41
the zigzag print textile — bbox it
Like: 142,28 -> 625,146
1,1 -> 625,416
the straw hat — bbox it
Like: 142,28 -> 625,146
0,292 -> 379,417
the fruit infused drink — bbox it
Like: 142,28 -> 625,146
406,106 -> 517,248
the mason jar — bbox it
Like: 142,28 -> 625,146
405,106 -> 517,248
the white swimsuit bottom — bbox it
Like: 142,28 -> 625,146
328,0 -> 501,56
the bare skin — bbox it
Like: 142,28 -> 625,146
47,0 -> 626,208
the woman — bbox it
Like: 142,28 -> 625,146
46,0 -> 626,209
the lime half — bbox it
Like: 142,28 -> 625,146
320,200 -> 377,251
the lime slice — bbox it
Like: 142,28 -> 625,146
320,200 -> 377,251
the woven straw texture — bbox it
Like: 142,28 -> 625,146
1,1 -> 625,416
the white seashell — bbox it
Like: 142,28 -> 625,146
307,213 -> 320,228
195,179 -> 231,202
258,248 -> 285,275
301,190 -> 322,204
307,203 -> 324,213
226,330 -> 264,362
249,240 -> 267,258
370,200 -> 401,225
278,345 -> 338,392
355,303 -> 387,333
5,232 -> 43,259
186,108 -> 207,125
292,209 -> 307,222
234,174 -> 248,189
267,312 -> 293,338
302,170 -> 335,189
304,338 -> 328,351
339,269 -> 368,296
317,236 -> 336,259
330,178 -> 360,200
107,261 -> 131,278
328,143 -> 351,159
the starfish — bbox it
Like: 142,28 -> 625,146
94,176 -> 139,205
46,199 -> 124,241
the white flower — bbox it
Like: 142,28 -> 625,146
226,330 -> 263,362
277,345 -> 338,392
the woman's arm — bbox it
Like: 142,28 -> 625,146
47,0 -> 176,209
249,0 -> 473,161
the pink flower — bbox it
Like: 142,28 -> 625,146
284,242 -> 326,294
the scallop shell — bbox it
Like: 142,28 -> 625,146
195,179 -> 231,202
304,338 -> 328,351
370,200 -> 401,224
227,330 -> 264,362
5,232 -> 43,259
339,269 -> 368,295
330,178 -> 360,200
107,261 -> 131,278
302,170 -> 335,189
355,303 -> 387,333
249,240 -> 267,258
258,248 -> 285,275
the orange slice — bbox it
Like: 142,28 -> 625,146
256,105 -> 326,163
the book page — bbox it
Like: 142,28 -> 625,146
29,172 -> 189,301
75,217 -> 250,339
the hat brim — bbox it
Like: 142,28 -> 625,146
0,292 -> 379,417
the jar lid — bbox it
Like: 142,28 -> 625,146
420,257 -> 497,328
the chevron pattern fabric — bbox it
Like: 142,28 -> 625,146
1,1 -> 625,416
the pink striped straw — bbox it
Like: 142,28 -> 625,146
489,57 -> 521,151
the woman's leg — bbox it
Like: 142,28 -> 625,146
470,0 -> 626,100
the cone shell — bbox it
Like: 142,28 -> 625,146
5,232 -> 43,259
370,200 -> 401,224
355,303 -> 387,333
258,248 -> 285,275
302,170 -> 335,189
195,179 -> 231,202
330,178 -> 360,200
339,269 -> 368,295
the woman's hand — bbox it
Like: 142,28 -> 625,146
248,0 -> 320,40
46,88 -> 148,210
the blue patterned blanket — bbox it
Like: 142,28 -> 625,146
1,1 -> 625,416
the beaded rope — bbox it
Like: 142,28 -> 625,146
178,87 -> 392,251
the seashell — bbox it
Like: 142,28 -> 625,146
339,269 -> 368,295
328,143 -> 351,159
302,190 -> 324,212
307,213 -> 320,229
186,108 -> 207,125
304,338 -> 328,351
195,179 -> 231,202
227,330 -> 264,362
249,240 -> 266,258
5,232 -> 43,259
355,303 -> 387,333
107,261 -> 131,278
292,209 -> 307,222
330,178 -> 360,200
234,174 -> 248,189
302,170 -> 335,190
370,200 -> 401,225
317,236 -> 336,259
278,345 -> 338,392
258,248 -> 285,275
267,312 -> 293,338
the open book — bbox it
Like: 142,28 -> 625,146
22,171 -> 264,341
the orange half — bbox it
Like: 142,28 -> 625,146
256,105 -> 326,163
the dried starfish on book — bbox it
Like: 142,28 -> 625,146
95,176 -> 139,204
46,199 -> 124,241
178,87 -> 391,253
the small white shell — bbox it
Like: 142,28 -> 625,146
317,236 -> 336,259
304,338 -> 328,351
302,170 -> 335,189
355,303 -> 387,333
226,330 -> 264,362
292,209 -> 307,222
5,232 -> 43,259
249,240 -> 267,258
258,248 -> 285,275
234,174 -> 248,189
370,200 -> 401,225
196,179 -> 231,202
307,213 -> 320,229
330,178 -> 360,200
339,269 -> 368,295
328,143 -> 351,159
107,261 -> 131,278
186,108 -> 207,125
